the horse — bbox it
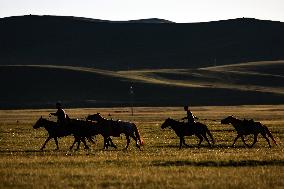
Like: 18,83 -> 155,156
87,113 -> 144,150
221,115 -> 277,148
161,118 -> 215,149
33,116 -> 91,151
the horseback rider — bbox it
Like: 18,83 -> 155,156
50,102 -> 67,126
182,105 -> 198,126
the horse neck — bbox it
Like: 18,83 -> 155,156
229,117 -> 243,128
168,119 -> 182,130
41,119 -> 57,131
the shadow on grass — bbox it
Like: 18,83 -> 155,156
156,144 -> 249,149
152,159 -> 284,167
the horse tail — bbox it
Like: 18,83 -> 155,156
206,127 -> 215,144
197,122 -> 215,144
264,125 -> 277,145
133,123 -> 144,146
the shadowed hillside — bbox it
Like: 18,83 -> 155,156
0,61 -> 283,108
0,15 -> 284,70
1,15 -> 284,108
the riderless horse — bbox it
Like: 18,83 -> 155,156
221,115 -> 277,148
87,113 -> 144,150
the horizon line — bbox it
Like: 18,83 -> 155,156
1,14 -> 283,24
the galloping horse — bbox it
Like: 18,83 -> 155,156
161,118 -> 215,149
87,113 -> 144,150
221,116 -> 277,148
33,116 -> 90,150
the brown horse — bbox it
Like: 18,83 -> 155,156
33,117 -> 91,150
87,113 -> 144,150
161,118 -> 215,149
221,116 -> 277,148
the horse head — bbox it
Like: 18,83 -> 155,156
33,116 -> 46,129
161,118 -> 173,129
221,115 -> 235,124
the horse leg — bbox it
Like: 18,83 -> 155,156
249,134 -> 258,148
232,134 -> 241,147
103,137 -> 109,149
40,136 -> 52,150
88,136 -> 96,144
241,136 -> 250,148
261,132 -> 271,148
125,135 -> 131,150
179,137 -> 184,149
54,137 -> 59,150
196,134 -> 203,148
69,137 -> 80,150
108,137 -> 117,149
76,139 -> 81,151
182,138 -> 190,148
130,133 -> 141,150
81,137 -> 89,150
203,134 -> 212,147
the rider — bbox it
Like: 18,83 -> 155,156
50,102 -> 67,126
182,105 -> 198,126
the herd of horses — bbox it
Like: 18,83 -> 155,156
33,113 -> 277,151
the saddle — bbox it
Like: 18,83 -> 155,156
183,122 -> 195,135
243,119 -> 255,126
109,120 -> 121,137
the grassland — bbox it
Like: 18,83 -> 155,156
0,105 -> 283,188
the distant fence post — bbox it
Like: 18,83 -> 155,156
129,85 -> 134,116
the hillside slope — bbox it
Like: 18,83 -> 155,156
0,15 -> 284,70
0,60 -> 283,108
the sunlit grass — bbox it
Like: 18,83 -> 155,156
0,105 -> 283,188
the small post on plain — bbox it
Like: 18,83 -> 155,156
129,85 -> 134,116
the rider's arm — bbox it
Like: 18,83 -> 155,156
181,117 -> 187,120
50,111 -> 58,116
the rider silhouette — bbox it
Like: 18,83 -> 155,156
50,102 -> 67,126
182,105 -> 197,126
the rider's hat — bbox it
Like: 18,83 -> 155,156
184,105 -> 189,110
56,101 -> 62,107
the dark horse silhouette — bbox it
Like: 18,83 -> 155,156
33,116 -> 92,150
161,118 -> 215,149
87,113 -> 144,150
221,116 -> 277,148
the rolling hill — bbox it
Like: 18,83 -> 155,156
0,15 -> 283,108
1,15 -> 284,69
0,60 -> 283,108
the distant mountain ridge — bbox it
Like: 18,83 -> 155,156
1,15 -> 175,23
0,15 -> 284,70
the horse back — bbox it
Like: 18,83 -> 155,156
194,122 -> 209,130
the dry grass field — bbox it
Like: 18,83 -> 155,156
0,105 -> 283,189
